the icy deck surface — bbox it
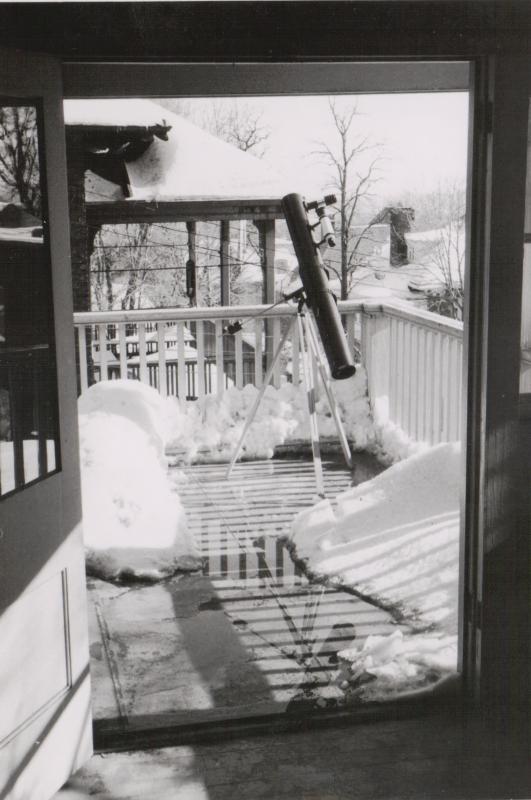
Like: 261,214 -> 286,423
88,454 -> 410,730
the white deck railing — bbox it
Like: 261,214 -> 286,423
74,299 -> 463,446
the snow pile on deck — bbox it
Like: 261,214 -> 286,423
290,442 -> 460,695
336,629 -> 457,701
165,368 -> 377,462
78,381 -> 200,582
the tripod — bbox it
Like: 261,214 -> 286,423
225,296 -> 353,498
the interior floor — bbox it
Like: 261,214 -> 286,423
57,708 -> 531,800
87,453 -> 417,733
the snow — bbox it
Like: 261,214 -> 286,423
291,442 -> 460,632
64,98 -> 169,128
126,109 -> 288,201
164,369 -> 376,462
336,629 -> 458,701
65,98 -> 289,202
78,381 -> 200,582
289,442 -> 460,695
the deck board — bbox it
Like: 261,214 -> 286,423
88,454 -> 402,732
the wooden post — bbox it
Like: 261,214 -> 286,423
186,220 -> 197,306
256,219 -> 276,370
257,219 -> 276,305
220,220 -> 231,306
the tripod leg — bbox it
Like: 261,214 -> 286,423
305,314 -> 353,470
297,313 -> 325,498
226,320 -> 293,479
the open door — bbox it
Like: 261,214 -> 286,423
0,49 -> 92,799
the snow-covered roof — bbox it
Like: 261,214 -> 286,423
64,98 -> 290,203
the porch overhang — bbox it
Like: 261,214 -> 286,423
86,198 -> 284,226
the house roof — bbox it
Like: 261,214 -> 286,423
64,98 -> 290,204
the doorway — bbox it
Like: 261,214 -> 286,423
61,75 -> 471,741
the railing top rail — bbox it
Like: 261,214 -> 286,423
74,302 -> 307,325
73,297 -> 463,336
359,299 -> 464,336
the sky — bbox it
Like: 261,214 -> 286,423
179,92 -> 469,205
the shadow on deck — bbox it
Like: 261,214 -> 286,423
87,452 -> 410,737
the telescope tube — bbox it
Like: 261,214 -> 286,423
282,192 -> 356,380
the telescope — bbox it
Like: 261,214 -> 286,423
281,192 -> 356,380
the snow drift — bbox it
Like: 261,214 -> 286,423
290,442 -> 460,634
336,629 -> 458,701
78,381 -> 200,582
289,442 -> 461,697
165,368 -> 378,462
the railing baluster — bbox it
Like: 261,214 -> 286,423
449,337 -> 460,440
78,325 -> 88,392
441,334 -> 450,441
396,320 -> 404,430
138,323 -> 148,385
157,322 -> 167,398
98,323 -> 108,381
409,324 -> 419,439
346,311 -> 357,358
196,320 -> 206,398
433,332 -> 443,444
272,317 -> 281,389
456,339 -> 463,440
215,319 -> 224,395
254,318 -> 263,388
177,322 -> 186,399
388,317 -> 397,422
291,315 -> 300,385
420,328 -> 428,442
118,322 -> 127,380
235,328 -> 244,389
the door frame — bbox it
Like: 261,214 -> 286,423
62,55 -> 530,729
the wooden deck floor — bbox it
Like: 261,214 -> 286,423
88,454 -> 404,736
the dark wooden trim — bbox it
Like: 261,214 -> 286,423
519,392 -> 531,419
186,220 -> 197,306
62,61 -> 470,99
1,3 -> 530,61
86,199 -> 284,225
220,219 -> 231,306
463,55 -> 530,717
93,681 -> 462,753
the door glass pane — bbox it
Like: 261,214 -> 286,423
69,91 -> 469,734
521,100 -> 531,393
0,102 -> 60,496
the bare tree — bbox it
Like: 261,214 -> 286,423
202,100 -> 270,157
91,223 -> 188,311
0,106 -> 41,216
313,100 -> 383,299
400,182 -> 466,320
158,98 -> 270,157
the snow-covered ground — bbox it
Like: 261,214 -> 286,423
77,373 -> 423,582
78,380 -> 200,582
290,441 -> 461,699
78,376 -> 460,699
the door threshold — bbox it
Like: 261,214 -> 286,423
93,677 -> 462,753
